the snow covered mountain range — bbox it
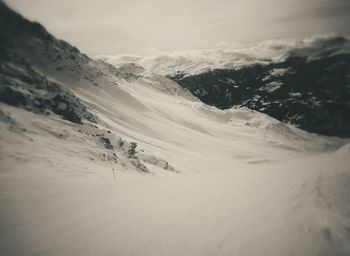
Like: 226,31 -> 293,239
99,35 -> 350,75
1,1 -> 350,256
101,35 -> 350,137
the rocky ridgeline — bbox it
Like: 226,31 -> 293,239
0,1 -> 107,124
0,1 -> 124,89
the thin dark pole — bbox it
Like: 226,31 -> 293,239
112,168 -> 116,183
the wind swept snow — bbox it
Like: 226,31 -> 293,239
1,72 -> 350,255
1,3 -> 350,254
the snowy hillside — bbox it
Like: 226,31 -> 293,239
1,2 -> 350,256
100,36 -> 350,137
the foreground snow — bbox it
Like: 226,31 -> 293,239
1,120 -> 350,255
1,73 -> 350,255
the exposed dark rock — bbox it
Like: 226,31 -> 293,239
99,136 -> 114,150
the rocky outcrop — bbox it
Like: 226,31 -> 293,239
82,129 -> 149,173
137,153 -> 178,172
93,131 -> 178,173
0,56 -> 97,124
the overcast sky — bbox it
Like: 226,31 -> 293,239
5,0 -> 350,56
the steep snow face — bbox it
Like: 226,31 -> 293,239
99,35 -> 350,76
1,3 -> 350,256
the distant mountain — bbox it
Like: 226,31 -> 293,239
100,34 -> 350,76
170,54 -> 350,137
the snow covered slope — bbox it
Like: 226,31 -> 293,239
1,2 -> 350,256
100,36 -> 350,137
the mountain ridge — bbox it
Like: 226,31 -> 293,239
170,54 -> 350,137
